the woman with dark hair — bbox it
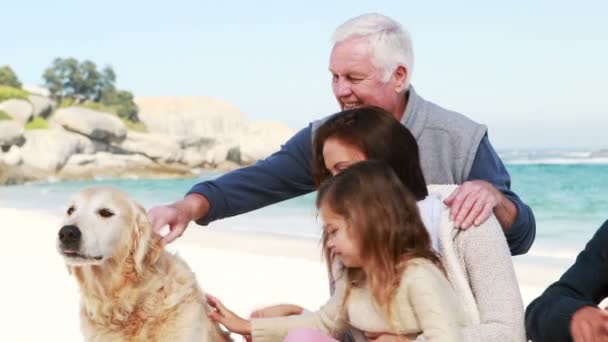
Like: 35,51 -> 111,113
251,106 -> 525,342
312,106 -> 428,200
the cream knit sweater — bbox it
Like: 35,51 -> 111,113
427,184 -> 525,342
251,259 -> 467,342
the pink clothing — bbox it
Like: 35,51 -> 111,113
283,328 -> 339,342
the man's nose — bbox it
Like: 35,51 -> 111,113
334,79 -> 352,97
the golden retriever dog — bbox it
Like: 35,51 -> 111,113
56,186 -> 230,342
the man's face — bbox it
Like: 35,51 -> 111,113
329,36 -> 403,119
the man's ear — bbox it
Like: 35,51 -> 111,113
392,65 -> 408,93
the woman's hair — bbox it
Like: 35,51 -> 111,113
312,105 -> 428,200
316,160 -> 443,323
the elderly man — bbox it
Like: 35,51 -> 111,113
148,13 -> 535,256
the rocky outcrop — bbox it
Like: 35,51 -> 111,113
119,131 -> 184,164
19,129 -> 93,172
135,96 -> 294,162
58,152 -> 194,180
51,107 -> 127,143
0,99 -> 33,125
0,93 -> 296,185
0,120 -> 25,152
28,94 -> 54,118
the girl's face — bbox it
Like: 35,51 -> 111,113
322,137 -> 366,176
320,203 -> 363,268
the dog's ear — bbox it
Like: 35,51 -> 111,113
131,203 -> 162,277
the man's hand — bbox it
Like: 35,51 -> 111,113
207,294 -> 252,335
570,307 -> 608,342
444,180 -> 505,229
250,304 -> 304,318
147,194 -> 209,244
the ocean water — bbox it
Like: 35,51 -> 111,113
1,150 -> 607,262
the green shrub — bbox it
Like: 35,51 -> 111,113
0,110 -> 12,120
25,116 -> 49,130
79,101 -> 111,113
0,86 -> 28,102
122,117 -> 147,132
58,97 -> 75,108
0,66 -> 22,88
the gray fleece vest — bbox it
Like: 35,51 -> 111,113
312,86 -> 487,185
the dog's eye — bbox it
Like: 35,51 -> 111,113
67,206 -> 75,215
98,209 -> 115,218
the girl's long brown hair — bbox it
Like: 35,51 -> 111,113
317,160 -> 444,323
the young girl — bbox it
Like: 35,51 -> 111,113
207,160 -> 467,342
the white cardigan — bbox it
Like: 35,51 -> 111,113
425,184 -> 526,342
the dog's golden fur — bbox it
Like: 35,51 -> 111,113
57,186 -> 229,342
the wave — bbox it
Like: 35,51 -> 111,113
506,157 -> 608,165
500,149 -> 608,165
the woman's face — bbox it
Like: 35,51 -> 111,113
322,137 -> 367,176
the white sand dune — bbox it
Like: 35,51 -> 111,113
0,208 -> 571,341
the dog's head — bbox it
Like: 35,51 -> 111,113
57,186 -> 161,274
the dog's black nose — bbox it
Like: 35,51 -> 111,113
59,225 -> 81,248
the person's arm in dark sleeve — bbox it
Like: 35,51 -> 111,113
187,124 -> 316,225
467,135 -> 536,255
525,219 -> 608,342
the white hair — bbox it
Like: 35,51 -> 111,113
332,13 -> 414,88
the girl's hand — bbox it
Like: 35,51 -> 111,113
365,332 -> 412,341
250,304 -> 304,318
207,294 -> 251,335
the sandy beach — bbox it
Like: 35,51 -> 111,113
0,207 -> 573,341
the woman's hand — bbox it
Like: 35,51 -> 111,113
207,294 -> 251,335
250,304 -> 304,318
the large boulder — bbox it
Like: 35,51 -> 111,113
135,97 -> 247,138
20,129 -> 93,172
135,97 -> 294,162
119,131 -> 184,164
52,107 -> 127,144
59,152 -> 193,179
28,94 -> 55,118
176,136 -> 232,167
237,121 -> 295,163
0,99 -> 33,125
0,120 -> 25,151
0,161 -> 48,185
0,145 -> 22,166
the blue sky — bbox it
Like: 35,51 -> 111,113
4,0 -> 607,149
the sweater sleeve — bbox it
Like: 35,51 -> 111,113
405,261 -> 463,342
187,124 -> 316,225
251,278 -> 348,342
457,214 -> 526,342
525,220 -> 608,342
